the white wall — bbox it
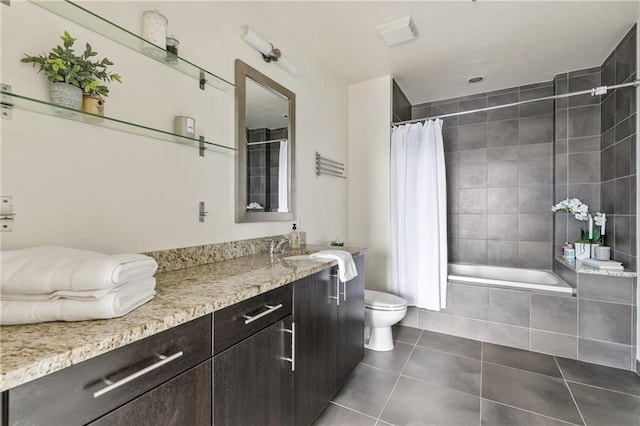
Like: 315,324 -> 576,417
0,1 -> 349,253
347,76 -> 392,292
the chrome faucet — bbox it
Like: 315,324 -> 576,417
270,238 -> 290,255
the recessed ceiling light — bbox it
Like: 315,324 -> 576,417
376,16 -> 419,47
468,76 -> 484,83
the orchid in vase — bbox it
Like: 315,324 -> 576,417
551,198 -> 607,259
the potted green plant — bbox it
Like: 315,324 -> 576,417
21,31 -> 122,115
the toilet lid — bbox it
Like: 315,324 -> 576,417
365,290 -> 407,310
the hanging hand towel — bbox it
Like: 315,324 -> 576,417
309,250 -> 357,282
0,278 -> 157,325
1,246 -> 158,294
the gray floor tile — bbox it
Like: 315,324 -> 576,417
482,363 -> 583,424
417,329 -> 482,359
569,382 -> 640,426
556,357 -> 640,397
483,342 -> 562,378
481,399 -> 577,426
404,346 -> 482,396
312,403 -> 377,426
362,342 -> 413,373
332,364 -> 400,418
380,376 -> 481,426
392,325 -> 422,345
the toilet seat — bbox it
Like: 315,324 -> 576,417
365,290 -> 407,312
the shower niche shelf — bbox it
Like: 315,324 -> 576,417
2,90 -> 236,154
29,0 -> 235,93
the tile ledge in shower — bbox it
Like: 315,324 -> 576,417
555,257 -> 637,278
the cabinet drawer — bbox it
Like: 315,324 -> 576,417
7,314 -> 212,426
88,360 -> 212,426
214,284 -> 292,354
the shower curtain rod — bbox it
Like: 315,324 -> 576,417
391,79 -> 640,127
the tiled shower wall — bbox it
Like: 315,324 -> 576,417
247,127 -> 287,211
553,24 -> 637,271
601,25 -> 637,270
553,67 -> 602,257
412,84 -> 555,269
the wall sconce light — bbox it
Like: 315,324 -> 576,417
239,25 -> 299,76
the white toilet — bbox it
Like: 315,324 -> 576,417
364,290 -> 408,351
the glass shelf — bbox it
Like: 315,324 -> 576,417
2,90 -> 237,153
29,0 -> 235,93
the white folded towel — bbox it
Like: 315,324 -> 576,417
1,246 -> 158,294
0,278 -> 156,325
0,277 -> 154,302
309,250 -> 358,282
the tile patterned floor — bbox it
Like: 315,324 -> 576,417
313,325 -> 640,426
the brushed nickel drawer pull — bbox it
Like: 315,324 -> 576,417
93,351 -> 184,398
243,303 -> 283,324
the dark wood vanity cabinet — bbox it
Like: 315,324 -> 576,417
2,254 -> 365,426
213,284 -> 294,426
336,254 -> 365,388
294,254 -> 365,425
293,268 -> 338,426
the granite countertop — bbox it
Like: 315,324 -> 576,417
0,246 -> 364,392
555,256 -> 637,278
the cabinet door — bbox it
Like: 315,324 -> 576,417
337,254 -> 365,387
89,360 -> 211,426
213,315 -> 294,426
294,269 -> 338,426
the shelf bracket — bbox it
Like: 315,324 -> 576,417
199,201 -> 208,223
1,196 -> 15,232
1,83 -> 14,120
199,70 -> 206,90
199,135 -> 205,157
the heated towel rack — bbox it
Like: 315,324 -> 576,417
315,152 -> 346,179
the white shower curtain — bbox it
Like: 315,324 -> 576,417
390,120 -> 448,310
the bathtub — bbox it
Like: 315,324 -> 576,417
448,263 -> 575,295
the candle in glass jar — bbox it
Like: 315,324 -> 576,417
166,35 -> 179,64
142,10 -> 168,58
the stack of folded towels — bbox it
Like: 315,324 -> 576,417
1,246 -> 158,325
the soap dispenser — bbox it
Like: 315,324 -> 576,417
290,223 -> 300,249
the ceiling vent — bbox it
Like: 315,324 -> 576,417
376,16 -> 419,47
